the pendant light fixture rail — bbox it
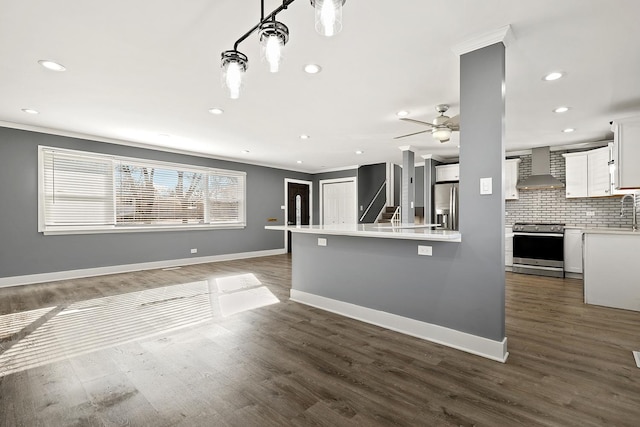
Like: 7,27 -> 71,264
232,0 -> 296,52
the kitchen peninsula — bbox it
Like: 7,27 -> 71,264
583,229 -> 640,312
266,224 -> 508,362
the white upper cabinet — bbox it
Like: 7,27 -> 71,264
504,158 -> 520,200
563,146 -> 610,198
435,163 -> 459,182
611,115 -> 640,189
586,147 -> 611,197
564,153 -> 588,198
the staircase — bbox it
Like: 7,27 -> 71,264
377,206 -> 400,225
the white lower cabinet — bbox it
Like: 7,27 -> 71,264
505,227 -> 513,268
563,229 -> 583,274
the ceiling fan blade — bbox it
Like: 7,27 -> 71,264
443,114 -> 460,128
400,118 -> 435,128
394,130 -> 430,139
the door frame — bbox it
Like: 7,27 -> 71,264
319,176 -> 357,225
284,178 -> 313,252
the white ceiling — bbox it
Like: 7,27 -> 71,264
1,0 -> 639,172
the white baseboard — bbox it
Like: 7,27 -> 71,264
290,289 -> 509,363
0,249 -> 286,288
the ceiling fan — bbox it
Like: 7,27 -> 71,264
395,104 -> 460,143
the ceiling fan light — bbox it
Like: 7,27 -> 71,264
432,127 -> 452,142
221,50 -> 248,99
311,0 -> 345,37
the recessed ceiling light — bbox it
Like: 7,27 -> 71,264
208,108 -> 224,115
355,150 -> 363,155
553,106 -> 570,113
296,160 -> 303,164
38,60 -> 66,72
304,64 -> 322,74
241,150 -> 250,154
396,110 -> 410,117
543,71 -> 564,81
300,134 -> 310,140
562,128 -> 575,133
21,108 -> 39,114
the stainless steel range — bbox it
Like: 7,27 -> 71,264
512,222 -> 565,278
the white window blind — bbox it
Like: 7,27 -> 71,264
115,162 -> 205,226
41,149 -> 115,227
208,173 -> 245,223
39,146 -> 247,234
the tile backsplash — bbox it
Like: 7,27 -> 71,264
505,150 -> 634,228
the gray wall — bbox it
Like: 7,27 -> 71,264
415,165 -> 424,208
401,150 -> 415,223
0,127 -> 310,279
290,42 -> 507,342
357,163 -> 387,223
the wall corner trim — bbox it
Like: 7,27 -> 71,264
290,289 -> 509,363
452,24 -> 515,56
0,248 -> 286,288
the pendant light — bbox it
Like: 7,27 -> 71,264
220,0 -> 346,99
259,19 -> 289,73
310,0 -> 345,37
221,50 -> 248,100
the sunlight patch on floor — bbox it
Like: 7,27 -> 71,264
0,274 -> 280,377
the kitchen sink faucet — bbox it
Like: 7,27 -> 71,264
620,193 -> 639,232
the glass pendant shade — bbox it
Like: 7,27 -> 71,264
432,127 -> 452,142
311,0 -> 345,37
259,21 -> 289,73
221,50 -> 248,99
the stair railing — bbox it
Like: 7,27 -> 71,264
390,206 -> 401,226
359,181 -> 386,223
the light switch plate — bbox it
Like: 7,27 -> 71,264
418,245 -> 432,256
318,238 -> 327,247
480,177 -> 493,195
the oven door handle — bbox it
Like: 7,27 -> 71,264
513,232 -> 564,237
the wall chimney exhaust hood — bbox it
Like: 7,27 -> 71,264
516,147 -> 565,190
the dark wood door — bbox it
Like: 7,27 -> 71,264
287,182 -> 310,252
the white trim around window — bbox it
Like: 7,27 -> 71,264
38,146 -> 247,235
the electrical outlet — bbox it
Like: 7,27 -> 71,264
317,238 -> 327,247
418,245 -> 432,256
190,248 -> 198,254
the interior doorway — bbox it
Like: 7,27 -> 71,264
320,177 -> 357,225
284,179 -> 312,253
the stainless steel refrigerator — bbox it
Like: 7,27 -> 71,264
433,182 -> 459,231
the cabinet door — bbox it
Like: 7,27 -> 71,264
613,116 -> 640,189
504,159 -> 519,200
564,229 -> 583,273
505,227 -> 513,267
435,164 -> 460,182
564,154 -> 588,198
587,148 -> 611,197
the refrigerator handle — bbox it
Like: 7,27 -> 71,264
451,185 -> 457,230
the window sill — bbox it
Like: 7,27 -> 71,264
40,223 -> 246,236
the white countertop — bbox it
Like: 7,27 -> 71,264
265,224 -> 462,242
580,227 -> 639,235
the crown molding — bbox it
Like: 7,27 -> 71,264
398,145 -> 415,152
452,25 -> 515,56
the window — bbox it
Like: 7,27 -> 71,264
39,146 -> 246,234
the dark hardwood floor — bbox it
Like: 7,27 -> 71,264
1,255 -> 639,426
